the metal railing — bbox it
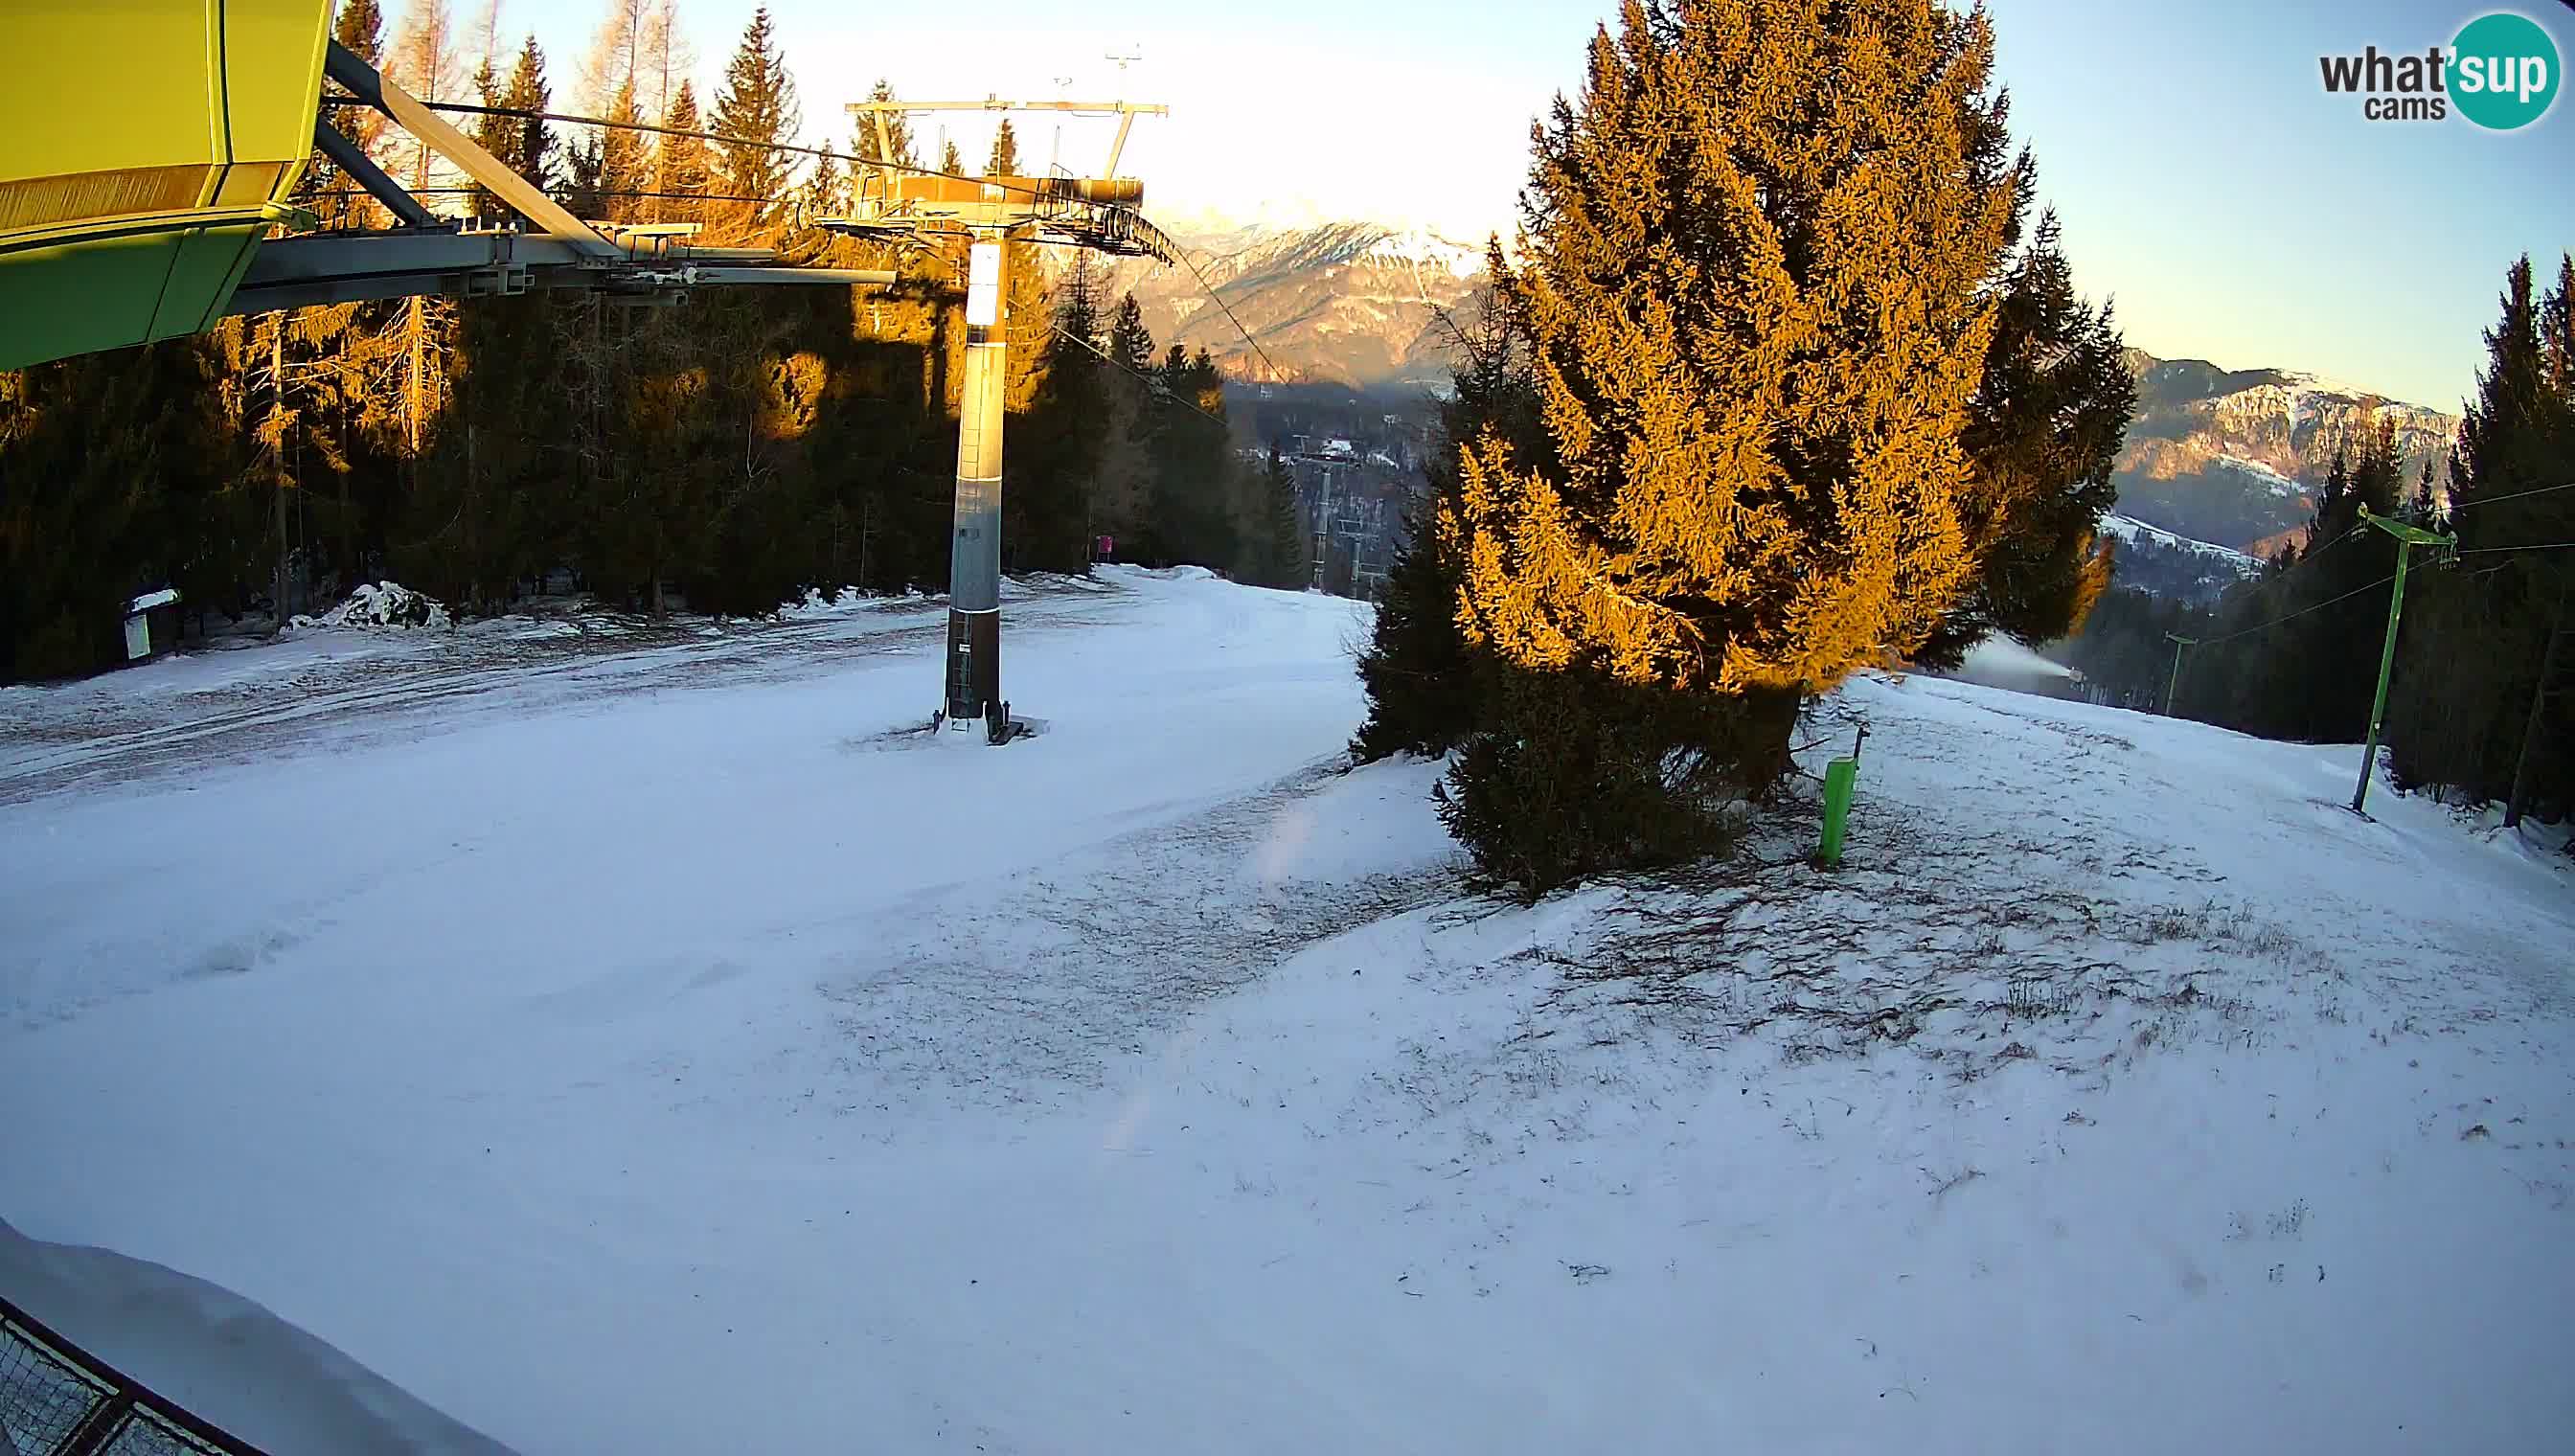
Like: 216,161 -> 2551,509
0,1295 -> 267,1456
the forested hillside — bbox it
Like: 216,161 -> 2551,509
2058,255 -> 2575,825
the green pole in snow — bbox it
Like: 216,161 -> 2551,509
2350,506 -> 2455,816
1817,759 -> 1857,868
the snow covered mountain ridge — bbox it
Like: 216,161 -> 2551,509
2113,350 -> 2459,556
1078,218 -> 1491,387
2098,512 -> 2260,566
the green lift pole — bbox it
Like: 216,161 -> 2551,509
2350,505 -> 2457,816
2163,633 -> 2195,717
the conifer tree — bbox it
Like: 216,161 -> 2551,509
1443,0 -> 2020,798
710,7 -> 802,235
801,147 -> 845,218
652,80 -> 713,226
562,131 -> 606,218
501,36 -> 557,194
1,340 -> 242,676
1107,293 -> 1152,373
468,54 -> 512,222
986,119 -> 1020,177
334,0 -> 390,131
1912,212 -> 2135,668
1146,348 -> 1238,568
1353,277 -> 1538,762
635,0 -> 692,129
597,78 -> 649,223
941,139 -> 964,177
2390,253 -> 2575,823
1058,254 -> 1104,356
1089,294 -> 1158,552
1255,447 -> 1308,587
851,80 -> 918,172
1028,254 -> 1110,565
2407,455 -> 2442,524
304,0 -> 392,228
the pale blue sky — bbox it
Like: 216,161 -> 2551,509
475,0 -> 2573,409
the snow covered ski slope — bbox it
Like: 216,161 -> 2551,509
3,566 -> 2571,1453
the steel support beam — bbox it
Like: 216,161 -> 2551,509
324,40 -> 620,258
310,122 -> 440,229
229,231 -> 895,313
1105,111 -> 1137,178
687,265 -> 898,287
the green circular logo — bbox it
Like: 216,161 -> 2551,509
2451,11 -> 2561,129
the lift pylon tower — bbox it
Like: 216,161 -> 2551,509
821,96 -> 1174,743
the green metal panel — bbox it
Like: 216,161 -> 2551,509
0,234 -> 168,367
0,211 -> 281,370
153,221 -> 272,340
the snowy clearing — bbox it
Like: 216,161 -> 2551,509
2211,454 -> 2307,500
2100,511 -> 2263,565
4,567 -> 2572,1454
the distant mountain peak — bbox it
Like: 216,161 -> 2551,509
2110,349 -> 2459,562
2124,349 -> 2440,418
1074,216 -> 1493,388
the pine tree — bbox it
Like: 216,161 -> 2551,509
986,119 -> 1020,177
2,340 -> 244,678
1911,212 -> 2135,668
1030,253 -> 1109,564
2310,440 -> 2354,550
1058,254 -> 1104,355
709,6 -> 802,236
1088,294 -> 1158,553
468,53 -> 512,222
1353,274 -> 1538,761
500,35 -> 556,194
851,80 -> 918,173
335,0 -> 390,120
1108,293 -> 1152,373
1255,447 -> 1308,587
2400,253 -> 2575,823
801,147 -> 845,218
1442,0 -> 2021,816
2407,454 -> 2441,525
304,0 -> 392,228
941,139 -> 964,177
1146,347 -> 1237,568
467,0 -> 502,82
597,77 -> 649,223
562,131 -> 606,218
652,80 -> 713,226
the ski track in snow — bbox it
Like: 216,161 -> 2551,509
3,568 -> 2571,1454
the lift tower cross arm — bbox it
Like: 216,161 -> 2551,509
846,100 -> 1169,190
